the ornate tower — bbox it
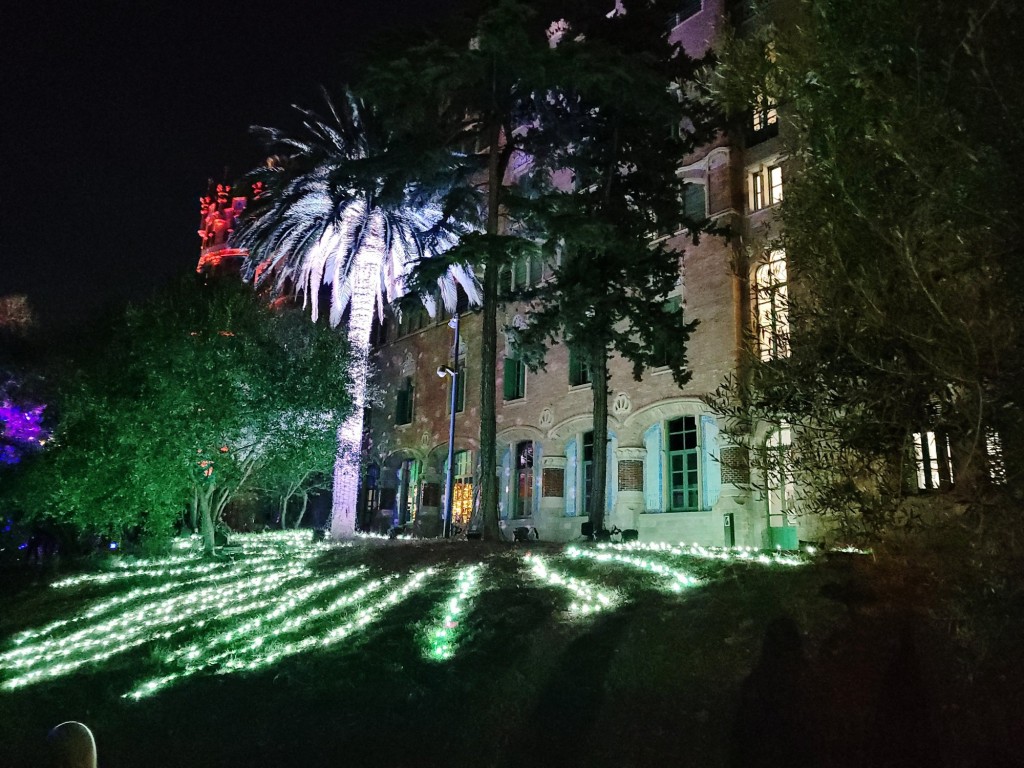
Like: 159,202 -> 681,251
195,180 -> 257,275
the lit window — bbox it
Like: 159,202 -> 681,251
513,441 -> 534,519
752,93 -> 778,132
768,165 -> 783,204
751,172 -> 765,211
451,450 -> 474,528
765,424 -> 795,527
755,250 -> 789,361
503,357 -> 526,400
986,428 -> 1006,485
913,430 -> 953,490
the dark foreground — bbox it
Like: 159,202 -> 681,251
0,537 -> 1020,768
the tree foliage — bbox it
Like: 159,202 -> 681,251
362,0 -> 573,540
233,90 -> 479,539
509,0 -> 720,532
710,0 -> 1022,533
9,278 -> 353,554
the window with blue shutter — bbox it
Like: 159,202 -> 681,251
700,415 -> 721,510
564,438 -> 578,516
644,424 -> 663,512
499,445 -> 512,519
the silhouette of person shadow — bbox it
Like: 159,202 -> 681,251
730,615 -> 819,768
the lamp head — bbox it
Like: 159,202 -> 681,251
436,365 -> 455,378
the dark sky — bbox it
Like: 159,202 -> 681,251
2,0 -> 460,332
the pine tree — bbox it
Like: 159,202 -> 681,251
510,0 -> 720,533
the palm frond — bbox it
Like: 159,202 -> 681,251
233,88 -> 480,328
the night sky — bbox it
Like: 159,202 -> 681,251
3,0 -> 460,332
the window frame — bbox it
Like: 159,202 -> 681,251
667,0 -> 703,30
755,250 -> 790,361
651,295 -> 683,369
503,356 -> 527,401
751,171 -> 765,211
768,165 -> 784,205
513,440 -> 534,519
666,416 -> 700,512
395,376 -> 415,425
569,350 -> 592,387
752,93 -> 778,133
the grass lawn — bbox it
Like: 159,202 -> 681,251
0,532 -> 1020,767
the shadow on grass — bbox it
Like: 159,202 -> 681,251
498,604 -> 639,768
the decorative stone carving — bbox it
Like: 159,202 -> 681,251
611,391 -> 632,417
401,351 -> 415,377
539,407 -> 554,428
615,446 -> 647,461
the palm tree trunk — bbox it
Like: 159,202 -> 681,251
330,247 -> 379,539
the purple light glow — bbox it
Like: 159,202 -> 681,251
1,400 -> 49,465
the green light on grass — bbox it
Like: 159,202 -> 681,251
566,545 -> 701,591
524,553 -> 616,614
421,564 -> 483,663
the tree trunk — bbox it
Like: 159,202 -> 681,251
330,245 -> 381,540
198,489 -> 215,556
480,116 -> 503,542
279,495 -> 290,530
188,488 -> 199,534
294,493 -> 310,529
589,348 -> 610,533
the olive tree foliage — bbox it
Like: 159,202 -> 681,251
11,278 -> 353,554
708,0 -> 1023,535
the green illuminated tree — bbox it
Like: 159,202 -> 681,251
12,278 -> 353,555
234,90 -> 478,540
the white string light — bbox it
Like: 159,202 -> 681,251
595,541 -> 807,567
422,563 -> 483,661
565,546 -> 700,592
524,553 -> 616,615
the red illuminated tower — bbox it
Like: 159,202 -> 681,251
195,180 -> 257,275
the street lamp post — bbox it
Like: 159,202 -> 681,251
437,312 -> 460,538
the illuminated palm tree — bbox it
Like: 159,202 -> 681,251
234,90 -> 478,539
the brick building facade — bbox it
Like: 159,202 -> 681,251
361,1 -> 812,547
